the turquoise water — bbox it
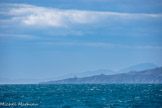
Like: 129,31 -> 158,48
0,84 -> 162,108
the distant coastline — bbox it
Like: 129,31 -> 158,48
40,67 -> 162,84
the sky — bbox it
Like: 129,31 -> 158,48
0,0 -> 162,83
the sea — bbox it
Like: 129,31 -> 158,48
0,84 -> 162,108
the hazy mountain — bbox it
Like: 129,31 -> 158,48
51,63 -> 157,81
76,69 -> 115,77
1,63 -> 158,84
118,63 -> 157,73
51,69 -> 115,80
40,67 -> 162,84
57,63 -> 157,79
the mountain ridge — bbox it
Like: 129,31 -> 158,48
118,63 -> 157,73
40,67 -> 162,84
49,63 -> 157,81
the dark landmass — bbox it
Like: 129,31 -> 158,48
39,67 -> 162,84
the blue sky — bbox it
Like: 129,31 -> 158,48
0,0 -> 162,82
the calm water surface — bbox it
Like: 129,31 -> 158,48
0,84 -> 162,108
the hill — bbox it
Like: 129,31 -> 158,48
40,67 -> 162,84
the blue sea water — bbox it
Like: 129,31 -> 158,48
0,84 -> 162,108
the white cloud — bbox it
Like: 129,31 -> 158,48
135,46 -> 162,49
41,41 -> 162,49
42,42 -> 114,47
0,3 -> 162,28
0,34 -> 37,39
